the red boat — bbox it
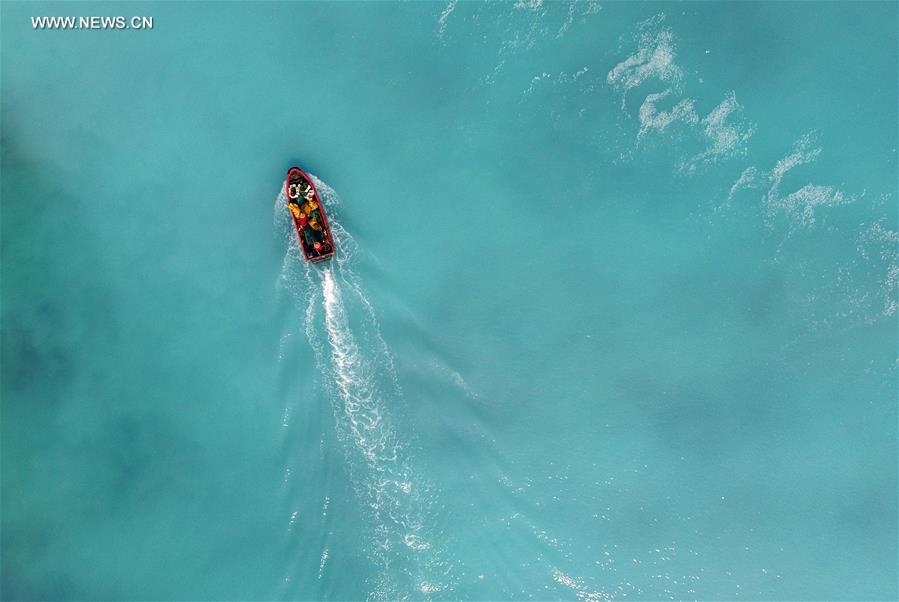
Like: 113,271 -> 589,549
284,167 -> 335,263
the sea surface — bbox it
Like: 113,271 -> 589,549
2,2 -> 897,600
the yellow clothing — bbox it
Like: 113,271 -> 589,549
308,216 -> 322,231
301,199 -> 319,215
288,203 -> 302,219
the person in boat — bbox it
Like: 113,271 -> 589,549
295,179 -> 313,199
287,199 -> 303,220
300,178 -> 314,198
300,196 -> 326,235
287,200 -> 312,229
301,224 -> 317,251
313,241 -> 332,256
287,198 -> 314,247
300,195 -> 318,216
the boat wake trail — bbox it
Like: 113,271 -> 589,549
275,178 -> 450,600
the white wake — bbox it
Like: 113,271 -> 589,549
275,177 -> 450,600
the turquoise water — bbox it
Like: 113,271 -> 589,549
2,1 -> 896,600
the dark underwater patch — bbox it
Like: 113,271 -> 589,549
0,524 -> 97,602
73,410 -> 203,521
0,310 -> 73,400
